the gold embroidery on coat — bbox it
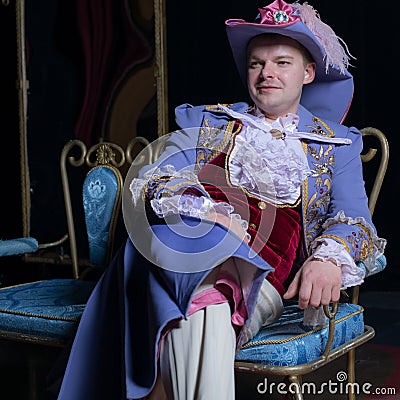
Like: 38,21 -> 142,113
196,119 -> 239,172
346,223 -> 373,260
303,142 -> 334,249
205,104 -> 232,111
317,220 -> 373,260
307,116 -> 335,137
144,178 -> 206,201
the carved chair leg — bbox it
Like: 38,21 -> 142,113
347,349 -> 356,400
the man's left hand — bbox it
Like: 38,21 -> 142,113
283,258 -> 342,309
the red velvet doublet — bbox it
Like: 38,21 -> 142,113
197,150 -> 302,296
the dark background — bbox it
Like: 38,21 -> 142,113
0,0 -> 397,291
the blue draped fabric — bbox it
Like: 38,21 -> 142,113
57,230 -> 274,399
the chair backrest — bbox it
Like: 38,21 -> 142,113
349,127 -> 389,303
360,127 -> 389,217
60,140 -> 126,279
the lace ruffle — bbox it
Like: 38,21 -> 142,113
311,238 -> 365,289
129,164 -> 203,206
150,194 -> 251,241
229,127 -> 310,204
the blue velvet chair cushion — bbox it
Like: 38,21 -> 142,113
83,166 -> 119,265
0,279 -> 96,340
235,303 -> 364,366
0,238 -> 38,256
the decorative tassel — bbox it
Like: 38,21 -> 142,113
292,2 -> 355,73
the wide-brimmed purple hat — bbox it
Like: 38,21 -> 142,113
226,0 -> 354,123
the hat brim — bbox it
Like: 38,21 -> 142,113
226,20 -> 354,123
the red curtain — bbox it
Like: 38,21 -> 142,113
74,0 -> 152,145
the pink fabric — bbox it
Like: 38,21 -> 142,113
258,0 -> 298,25
188,270 -> 247,334
158,270 -> 247,355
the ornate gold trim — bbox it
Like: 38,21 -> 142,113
301,141 -> 309,250
240,306 -> 363,348
0,308 -> 80,322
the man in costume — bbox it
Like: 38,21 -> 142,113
57,1 -> 386,399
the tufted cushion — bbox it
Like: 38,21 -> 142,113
83,166 -> 120,265
0,279 -> 96,340
235,303 -> 364,366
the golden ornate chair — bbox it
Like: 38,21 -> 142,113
234,127 -> 389,400
0,137 -> 149,398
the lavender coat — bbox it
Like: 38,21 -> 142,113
57,103 -> 383,399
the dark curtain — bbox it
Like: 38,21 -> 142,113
74,0 -> 153,145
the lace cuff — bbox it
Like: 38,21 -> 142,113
311,238 -> 365,289
151,194 -> 251,241
129,164 -> 207,206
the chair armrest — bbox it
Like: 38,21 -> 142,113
322,302 -> 339,357
0,238 -> 39,256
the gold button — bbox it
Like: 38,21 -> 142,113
249,223 -> 257,230
258,201 -> 267,210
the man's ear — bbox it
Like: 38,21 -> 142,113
304,62 -> 316,84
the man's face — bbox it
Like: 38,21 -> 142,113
247,35 -> 315,121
